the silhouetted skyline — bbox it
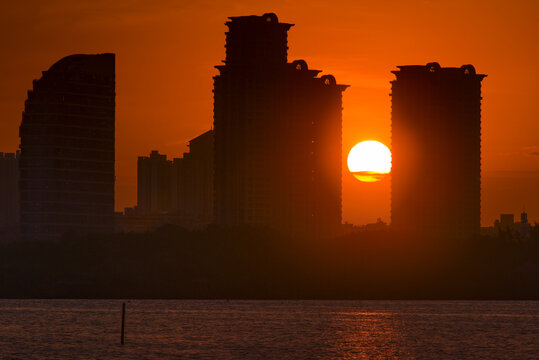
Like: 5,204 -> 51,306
0,7 -> 538,360
0,2 -> 537,226
0,12 -> 535,240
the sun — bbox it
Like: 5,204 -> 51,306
347,140 -> 392,182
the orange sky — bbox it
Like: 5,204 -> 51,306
1,0 -> 538,226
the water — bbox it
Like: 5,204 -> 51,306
0,300 -> 537,359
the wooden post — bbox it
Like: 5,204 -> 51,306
121,302 -> 126,345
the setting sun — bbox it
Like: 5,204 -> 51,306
347,141 -> 392,182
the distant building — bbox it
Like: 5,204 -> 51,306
486,211 -> 533,241
363,218 -> 390,232
19,54 -> 115,240
499,214 -> 515,231
172,130 -> 214,226
0,151 -> 20,240
391,63 -> 486,239
125,130 -> 214,232
213,13 -> 347,237
137,151 -> 173,215
520,210 -> 530,239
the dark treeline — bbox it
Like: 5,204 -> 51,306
1,226 -> 538,299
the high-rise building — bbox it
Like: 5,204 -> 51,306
172,130 -> 214,225
0,151 -> 20,240
137,151 -> 172,215
19,54 -> 115,240
390,62 -> 486,239
134,130 -> 214,228
213,13 -> 347,237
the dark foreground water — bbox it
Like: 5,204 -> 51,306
0,300 -> 537,359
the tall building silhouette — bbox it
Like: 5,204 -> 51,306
19,54 -> 115,240
137,151 -> 172,215
0,151 -> 20,240
213,13 -> 347,236
391,63 -> 486,239
172,130 -> 214,226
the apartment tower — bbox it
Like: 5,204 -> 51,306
213,13 -> 347,237
19,54 -> 115,239
391,62 -> 486,239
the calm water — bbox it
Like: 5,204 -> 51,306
0,300 -> 537,359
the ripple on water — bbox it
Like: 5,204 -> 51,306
0,300 -> 537,359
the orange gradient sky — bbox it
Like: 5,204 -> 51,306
0,0 -> 538,226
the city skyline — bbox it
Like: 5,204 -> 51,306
0,4 -> 537,359
0,1 -> 538,226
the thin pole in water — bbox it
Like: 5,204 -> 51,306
121,302 -> 126,345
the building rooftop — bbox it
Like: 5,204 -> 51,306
392,62 -> 486,79
46,53 -> 115,76
227,13 -> 293,28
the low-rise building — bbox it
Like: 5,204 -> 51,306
0,151 -> 20,241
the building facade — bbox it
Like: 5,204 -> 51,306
0,151 -> 20,240
172,130 -> 214,225
137,150 -> 173,215
133,130 -> 214,229
19,54 -> 115,240
390,62 -> 486,239
213,13 -> 347,237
